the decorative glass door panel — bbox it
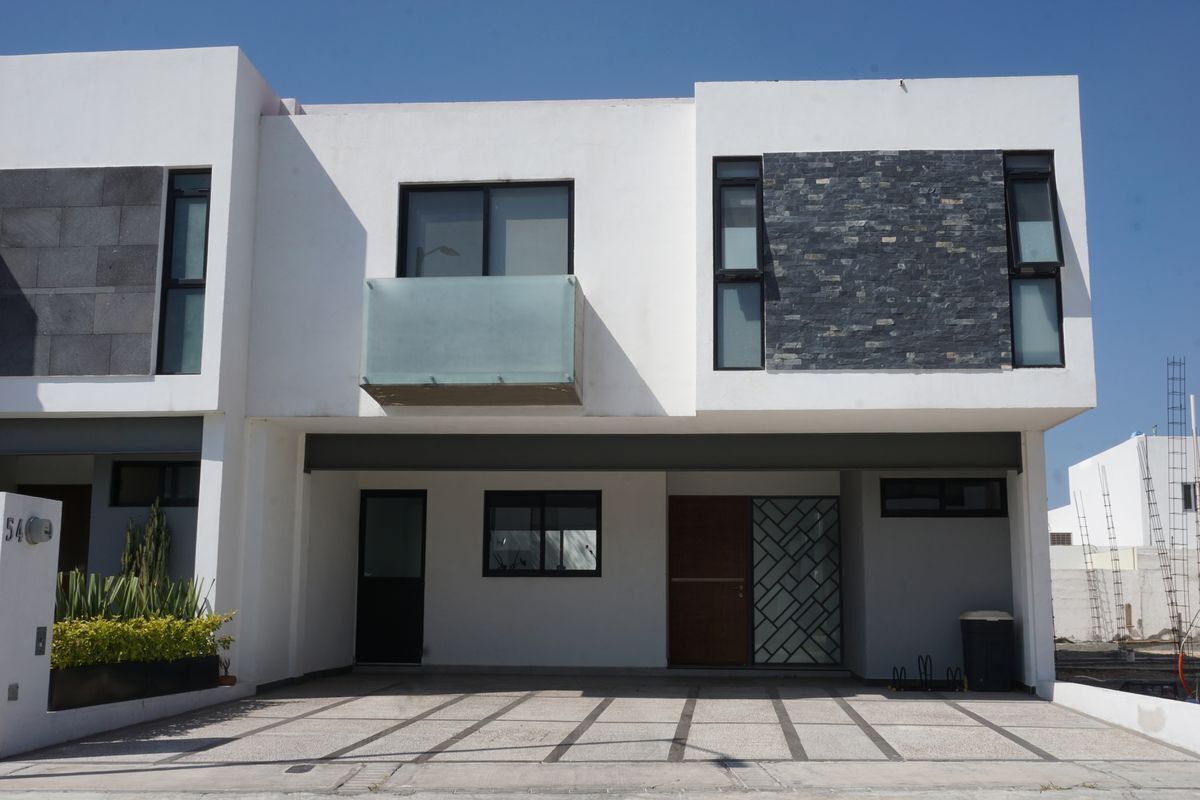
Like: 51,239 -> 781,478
751,497 -> 841,665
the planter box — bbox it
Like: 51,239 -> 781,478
48,655 -> 218,711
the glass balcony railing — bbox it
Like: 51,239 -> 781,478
361,275 -> 583,405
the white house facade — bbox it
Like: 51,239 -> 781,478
0,48 -> 1095,697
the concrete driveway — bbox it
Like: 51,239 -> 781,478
1,673 -> 1198,797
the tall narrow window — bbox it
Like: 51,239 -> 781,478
1004,154 -> 1064,367
714,158 -> 764,369
158,171 -> 210,374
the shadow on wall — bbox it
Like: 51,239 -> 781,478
248,118 -> 367,417
581,296 -> 667,416
1058,218 -> 1092,320
0,251 -> 37,375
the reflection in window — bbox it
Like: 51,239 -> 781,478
484,491 -> 600,576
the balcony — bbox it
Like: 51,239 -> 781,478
361,275 -> 583,405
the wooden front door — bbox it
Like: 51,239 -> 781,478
668,496 -> 749,665
18,484 -> 91,573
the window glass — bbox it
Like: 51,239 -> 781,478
1184,483 -> 1195,512
362,495 -> 424,578
489,186 -> 569,276
170,196 -> 208,280
113,462 -> 200,507
716,160 -> 761,179
881,479 -> 941,513
172,173 -> 211,191
544,493 -> 599,571
1012,278 -> 1062,367
1011,179 -> 1060,264
716,282 -> 762,368
1005,154 -> 1052,172
160,288 -> 205,374
721,186 -> 759,270
487,495 -> 541,572
406,191 -> 485,276
114,465 -> 160,506
944,479 -> 1005,513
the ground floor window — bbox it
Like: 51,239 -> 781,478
880,477 -> 1007,517
484,491 -> 600,576
111,461 -> 200,506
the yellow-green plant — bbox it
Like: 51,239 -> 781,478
119,499 -> 171,588
51,613 -> 234,670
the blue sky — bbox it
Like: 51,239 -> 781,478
3,1 -> 1197,506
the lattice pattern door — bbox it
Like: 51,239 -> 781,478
751,497 -> 841,664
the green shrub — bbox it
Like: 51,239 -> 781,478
120,498 -> 171,588
55,571 -> 209,622
51,613 -> 234,670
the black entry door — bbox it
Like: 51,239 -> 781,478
356,491 -> 426,663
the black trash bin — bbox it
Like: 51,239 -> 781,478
959,610 -> 1014,691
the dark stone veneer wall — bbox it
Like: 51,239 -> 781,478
0,167 -> 164,376
762,150 -> 1011,370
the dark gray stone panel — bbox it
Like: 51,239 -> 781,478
97,244 -> 159,286
61,206 -> 121,246
109,333 -> 152,374
0,207 -> 62,247
0,166 -> 164,376
0,334 -> 49,376
49,334 -> 111,375
102,168 -> 165,206
94,291 -> 155,334
0,294 -> 36,337
0,169 -> 104,208
34,293 -> 95,335
36,246 -> 98,288
762,150 -> 1011,370
0,248 -> 39,290
118,205 -> 161,245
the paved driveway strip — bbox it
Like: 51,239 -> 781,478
1,673 -> 1196,796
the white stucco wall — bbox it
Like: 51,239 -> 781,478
1051,436 -> 1197,549
694,77 -> 1095,429
0,47 -> 277,416
353,471 -> 669,667
844,469 -> 1015,680
246,99 -> 696,421
301,470 -> 360,675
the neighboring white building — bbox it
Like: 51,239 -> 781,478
1048,435 -> 1199,549
0,48 -> 1096,699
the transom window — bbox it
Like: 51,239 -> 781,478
399,182 -> 572,277
880,478 -> 1007,518
483,491 -> 600,576
111,461 -> 201,507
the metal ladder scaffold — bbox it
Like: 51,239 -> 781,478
1099,465 -> 1127,639
1075,493 -> 1109,642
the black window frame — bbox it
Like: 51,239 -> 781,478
156,169 -> 212,375
397,181 -> 574,278
1004,152 -> 1065,369
880,477 -> 1008,518
482,490 -> 601,577
1183,482 -> 1196,512
712,156 -> 766,371
110,460 -> 201,508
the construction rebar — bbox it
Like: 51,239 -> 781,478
1099,465 -> 1128,639
1139,434 -> 1184,651
1075,492 -> 1110,642
1167,358 -> 1191,650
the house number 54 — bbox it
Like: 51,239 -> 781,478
3,517 -> 23,542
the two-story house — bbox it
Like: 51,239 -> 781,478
0,48 -> 1095,697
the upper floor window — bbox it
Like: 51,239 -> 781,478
713,158 -> 764,370
157,171 -> 210,374
399,182 -> 572,277
1004,154 -> 1064,368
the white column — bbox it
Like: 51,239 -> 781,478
1010,430 -> 1056,696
